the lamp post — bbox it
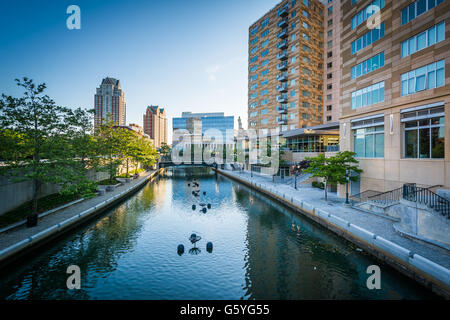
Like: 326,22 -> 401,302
345,168 -> 350,204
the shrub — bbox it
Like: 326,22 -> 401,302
312,181 -> 325,189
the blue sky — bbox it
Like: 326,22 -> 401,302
0,0 -> 280,139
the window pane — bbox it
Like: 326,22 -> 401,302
379,82 -> 385,102
375,133 -> 384,157
416,75 -> 426,91
408,77 -> 415,94
409,4 -> 415,22
409,38 -> 416,54
402,8 -> 408,25
417,32 -> 426,51
419,128 -> 430,158
372,54 -> 379,69
436,22 -> 445,42
373,27 -> 379,42
354,131 -> 365,157
417,0 -> 427,16
401,79 -> 408,96
428,26 -> 436,46
427,70 -> 436,88
365,134 -> 374,157
428,0 -> 436,10
405,130 -> 418,158
379,52 -> 385,67
436,67 -> 444,87
431,127 -> 445,158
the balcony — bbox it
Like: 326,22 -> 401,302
278,7 -> 288,17
276,84 -> 288,92
277,117 -> 288,125
276,104 -> 288,113
277,72 -> 288,82
277,51 -> 288,60
277,19 -> 288,28
276,61 -> 288,71
276,40 -> 288,50
276,94 -> 288,103
277,28 -> 288,39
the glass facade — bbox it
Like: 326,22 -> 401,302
172,114 -> 234,137
401,60 -> 445,96
286,135 -> 339,152
351,52 -> 385,79
401,0 -> 445,26
402,106 -> 445,159
351,0 -> 385,30
401,22 -> 445,58
352,116 -> 384,158
351,82 -> 385,109
351,23 -> 385,55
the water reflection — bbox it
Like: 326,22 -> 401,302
0,168 -> 438,300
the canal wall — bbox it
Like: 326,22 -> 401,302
215,168 -> 450,299
0,169 -> 164,269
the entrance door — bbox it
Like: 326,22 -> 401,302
350,173 -> 361,196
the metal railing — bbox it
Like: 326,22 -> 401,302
360,183 -> 450,218
349,190 -> 382,204
404,186 -> 450,219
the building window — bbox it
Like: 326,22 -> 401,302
327,84 -> 332,90
290,102 -> 296,108
303,0 -> 310,8
250,84 -> 258,90
302,90 -> 310,97
352,0 -> 385,30
352,116 -> 385,158
250,121 -> 257,127
327,116 -> 332,121
261,69 -> 269,76
250,75 -> 258,82
351,52 -> 385,79
261,49 -> 269,57
250,26 -> 259,36
402,105 -> 445,159
327,51 -> 332,58
303,10 -> 310,18
260,108 -> 269,115
303,79 -> 311,86
260,79 -> 269,86
250,102 -> 258,109
303,56 -> 311,64
260,89 -> 268,96
261,17 -> 270,28
401,60 -> 445,96
261,30 -> 270,37
261,99 -> 269,105
302,22 -> 310,30
351,81 -> 385,109
328,6 -> 333,15
328,19 -> 333,27
351,23 -> 385,55
327,94 -> 332,101
402,0 -> 445,26
327,105 -> 332,111
327,30 -> 333,37
250,65 -> 258,72
250,93 -> 258,99
250,37 -> 258,45
302,33 -> 310,41
250,46 -> 258,54
261,59 -> 269,67
290,90 -> 296,97
261,39 -> 269,48
401,22 -> 445,58
250,56 -> 258,63
250,111 -> 258,117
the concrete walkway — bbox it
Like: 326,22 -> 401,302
0,170 -> 157,252
222,169 -> 450,269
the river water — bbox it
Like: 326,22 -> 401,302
0,168 -> 438,299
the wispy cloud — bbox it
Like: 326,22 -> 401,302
205,64 -> 222,81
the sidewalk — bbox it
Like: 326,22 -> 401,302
222,169 -> 450,269
0,170 -> 158,252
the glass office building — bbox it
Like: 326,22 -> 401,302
172,112 -> 234,144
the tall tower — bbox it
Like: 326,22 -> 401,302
143,105 -> 168,148
94,77 -> 126,128
247,0 -> 325,135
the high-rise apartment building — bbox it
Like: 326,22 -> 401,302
323,0 -> 342,123
338,0 -> 449,196
94,77 -> 126,128
248,0 -> 325,134
143,105 -> 168,148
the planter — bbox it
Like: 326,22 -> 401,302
26,213 -> 38,228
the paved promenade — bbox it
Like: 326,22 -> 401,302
221,169 -> 450,269
0,170 -> 157,252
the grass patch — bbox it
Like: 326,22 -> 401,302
0,193 -> 80,229
98,178 -> 120,185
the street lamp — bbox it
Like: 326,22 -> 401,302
345,168 -> 350,204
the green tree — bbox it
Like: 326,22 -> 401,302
0,78 -> 72,220
304,151 -> 363,201
95,116 -> 126,183
158,142 -> 171,160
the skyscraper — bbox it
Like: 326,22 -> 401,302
248,0 -> 325,134
322,0 -> 342,123
94,77 -> 126,128
143,105 -> 168,148
338,0 -> 449,196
